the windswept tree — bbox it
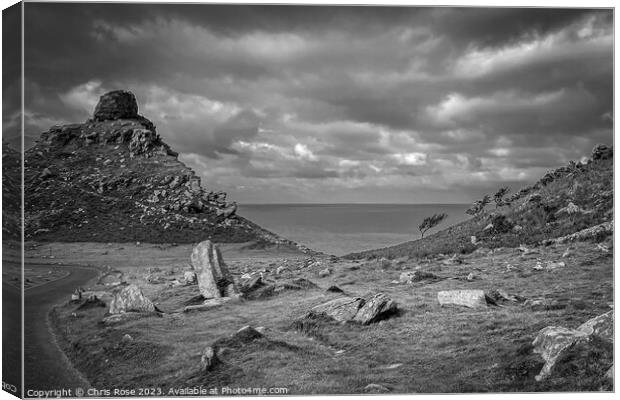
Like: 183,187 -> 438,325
466,194 -> 492,218
494,187 -> 510,208
418,213 -> 448,239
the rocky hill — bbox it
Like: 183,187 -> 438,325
24,90 -> 304,249
347,144 -> 613,259
2,141 -> 21,240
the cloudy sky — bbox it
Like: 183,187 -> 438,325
7,3 -> 614,203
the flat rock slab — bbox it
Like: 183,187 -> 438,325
437,289 -> 487,308
183,297 -> 233,313
311,293 -> 398,324
312,297 -> 364,322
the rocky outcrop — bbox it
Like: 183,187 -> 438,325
93,90 -> 139,121
532,311 -> 613,381
548,221 -> 613,244
109,284 -> 158,314
190,240 -> 239,299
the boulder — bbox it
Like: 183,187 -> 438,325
93,90 -> 139,121
437,289 -> 487,308
310,294 -> 397,324
353,293 -> 398,325
311,297 -> 365,323
532,311 -> 614,381
577,310 -> 613,343
183,271 -> 197,285
109,284 -> 157,314
190,240 -> 239,299
532,326 -> 591,381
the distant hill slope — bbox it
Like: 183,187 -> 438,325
2,141 -> 21,240
24,90 -> 304,250
346,145 -> 613,259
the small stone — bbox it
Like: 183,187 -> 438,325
183,271 -> 197,285
121,334 -> 133,343
276,266 -> 289,275
466,272 -> 475,281
318,268 -> 331,278
200,346 -> 218,372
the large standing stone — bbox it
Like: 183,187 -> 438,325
437,289 -> 487,308
93,90 -> 139,121
190,240 -> 239,299
353,293 -> 398,325
109,284 -> 157,314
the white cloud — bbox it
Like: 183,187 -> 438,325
293,143 -> 318,161
59,80 -> 105,115
393,152 -> 427,166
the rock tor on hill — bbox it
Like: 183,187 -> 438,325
24,89 -> 304,250
93,90 -> 139,121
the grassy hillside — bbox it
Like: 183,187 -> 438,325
346,145 -> 613,259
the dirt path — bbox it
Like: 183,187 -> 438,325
24,264 -> 98,393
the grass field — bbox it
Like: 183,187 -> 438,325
46,236 -> 613,394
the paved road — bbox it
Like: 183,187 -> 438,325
3,280 -> 22,397
24,265 -> 98,394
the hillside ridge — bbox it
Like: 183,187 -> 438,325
346,144 -> 613,259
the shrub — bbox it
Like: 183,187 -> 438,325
494,187 -> 511,208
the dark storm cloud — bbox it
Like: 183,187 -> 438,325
20,3 -> 613,203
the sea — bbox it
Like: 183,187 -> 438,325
238,204 -> 470,256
